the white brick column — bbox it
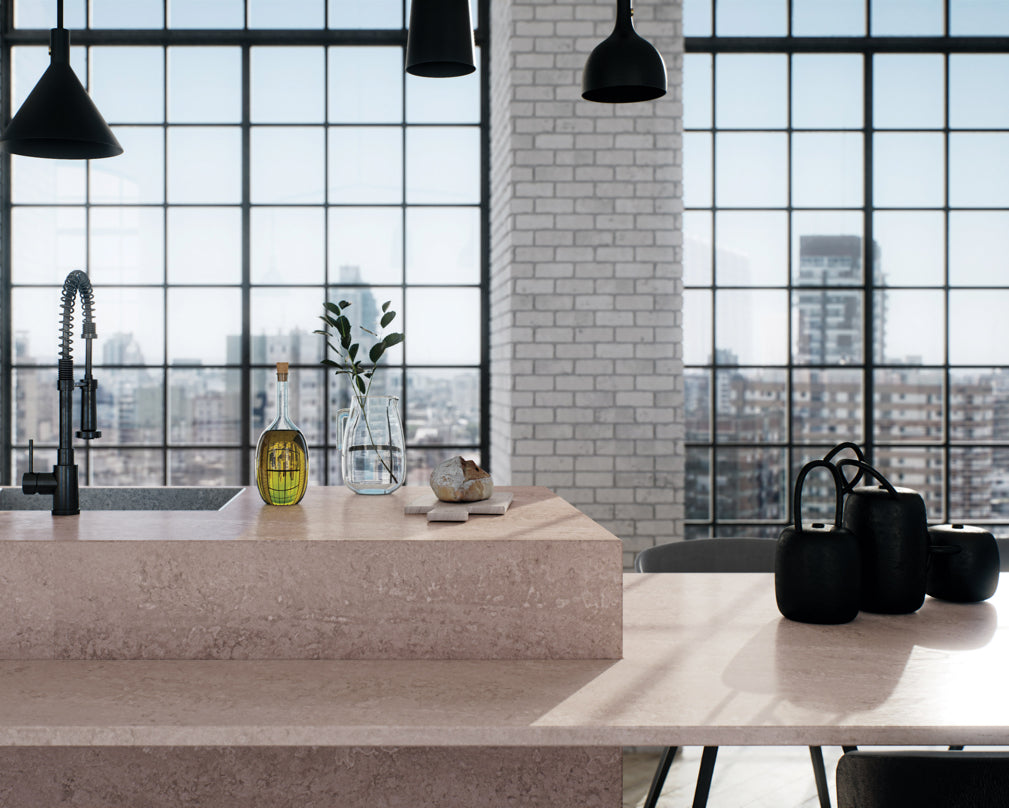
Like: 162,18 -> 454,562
489,0 -> 684,567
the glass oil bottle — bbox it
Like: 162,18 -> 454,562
255,362 -> 309,505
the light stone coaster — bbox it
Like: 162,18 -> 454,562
404,491 -> 514,521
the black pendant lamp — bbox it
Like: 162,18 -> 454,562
405,0 -> 476,78
582,0 -> 667,103
1,0 -> 123,159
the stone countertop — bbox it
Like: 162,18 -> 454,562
2,573 -> 1008,748
0,485 -> 615,543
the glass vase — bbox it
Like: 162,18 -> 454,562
336,394 -> 405,495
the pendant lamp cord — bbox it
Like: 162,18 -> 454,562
57,0 -> 63,29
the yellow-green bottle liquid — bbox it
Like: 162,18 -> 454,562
256,362 -> 308,505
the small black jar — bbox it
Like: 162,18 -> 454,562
927,524 -> 1000,603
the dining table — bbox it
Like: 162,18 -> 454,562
0,571 -> 1005,806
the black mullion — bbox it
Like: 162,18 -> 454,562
240,43 -> 251,485
785,48 -> 794,521
322,43 -> 331,485
942,44 -> 952,522
863,50 -> 875,467
478,0 -> 491,474
399,39 -> 408,475
708,49 -> 718,536
685,35 -> 1009,53
161,43 -> 169,485
0,7 -> 10,484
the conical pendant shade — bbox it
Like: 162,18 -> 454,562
405,0 -> 476,78
582,0 -> 667,103
1,28 -> 123,159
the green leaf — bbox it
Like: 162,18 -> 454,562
320,358 -> 345,370
339,300 -> 352,310
355,375 -> 366,395
380,311 -> 396,328
382,332 -> 404,350
349,343 -> 358,360
323,301 -> 341,314
369,343 -> 385,364
381,300 -> 391,313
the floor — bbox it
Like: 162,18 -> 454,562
623,746 -> 846,808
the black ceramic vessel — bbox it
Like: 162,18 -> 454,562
927,524 -> 1000,603
776,459 -> 861,625
838,459 -> 930,615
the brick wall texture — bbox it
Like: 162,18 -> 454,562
489,0 -> 684,568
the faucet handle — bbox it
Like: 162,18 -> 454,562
27,439 -> 34,474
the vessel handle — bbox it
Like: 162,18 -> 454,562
792,459 -> 845,531
336,408 -> 349,451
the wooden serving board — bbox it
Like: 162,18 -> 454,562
404,491 -> 514,522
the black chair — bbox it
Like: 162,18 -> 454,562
836,750 -> 1009,808
634,538 -> 834,808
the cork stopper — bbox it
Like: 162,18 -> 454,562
276,362 -> 289,381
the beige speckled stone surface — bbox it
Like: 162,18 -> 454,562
1,574 -> 1007,749
0,486 -> 622,660
0,746 -> 621,808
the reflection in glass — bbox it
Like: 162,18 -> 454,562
90,127 -> 164,204
16,0 -> 85,28
873,133 -> 945,209
683,55 -> 712,129
12,207 -> 86,284
949,212 -> 1009,287
683,211 -> 712,286
13,367 -> 60,444
792,55 -> 862,129
874,370 -> 944,444
875,290 -> 944,365
252,208 -> 325,284
714,446 -> 786,521
329,0 -> 402,28
406,127 -> 480,204
250,287 -> 325,367
715,54 -> 787,129
873,55 -> 944,129
407,369 -> 481,446
251,127 -> 325,204
91,47 -> 163,124
791,133 -> 863,208
167,127 -> 242,203
715,133 -> 788,208
328,128 -> 403,204
875,445 -> 943,517
252,366 -> 325,444
168,288 -> 241,365
950,369 -> 1002,443
792,370 -> 863,444
407,53 -> 481,123
169,369 -> 241,444
406,287 -> 480,365
950,56 -> 1009,129
249,0 -> 323,28
252,47 -> 325,123
406,208 -> 480,285
169,48 -> 241,122
95,368 -> 164,445
950,134 -> 1009,208
793,280 -> 863,365
871,0 -> 943,36
90,207 -> 164,285
327,369 -> 403,444
169,449 -> 241,485
169,0 -> 243,28
791,212 -> 863,286
793,0 -> 864,35
91,450 -> 164,486
168,208 -> 241,284
685,447 -> 711,520
329,47 -> 403,124
950,0 -> 1009,35
872,211 -> 944,287
683,132 -> 713,208
950,291 -> 1009,365
685,370 -> 710,442
91,0 -> 162,28
716,289 -> 788,365
714,211 -> 787,286
683,289 -> 712,365
329,208 -> 403,285
715,369 -> 786,442
12,154 -> 86,204
716,0 -> 786,36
